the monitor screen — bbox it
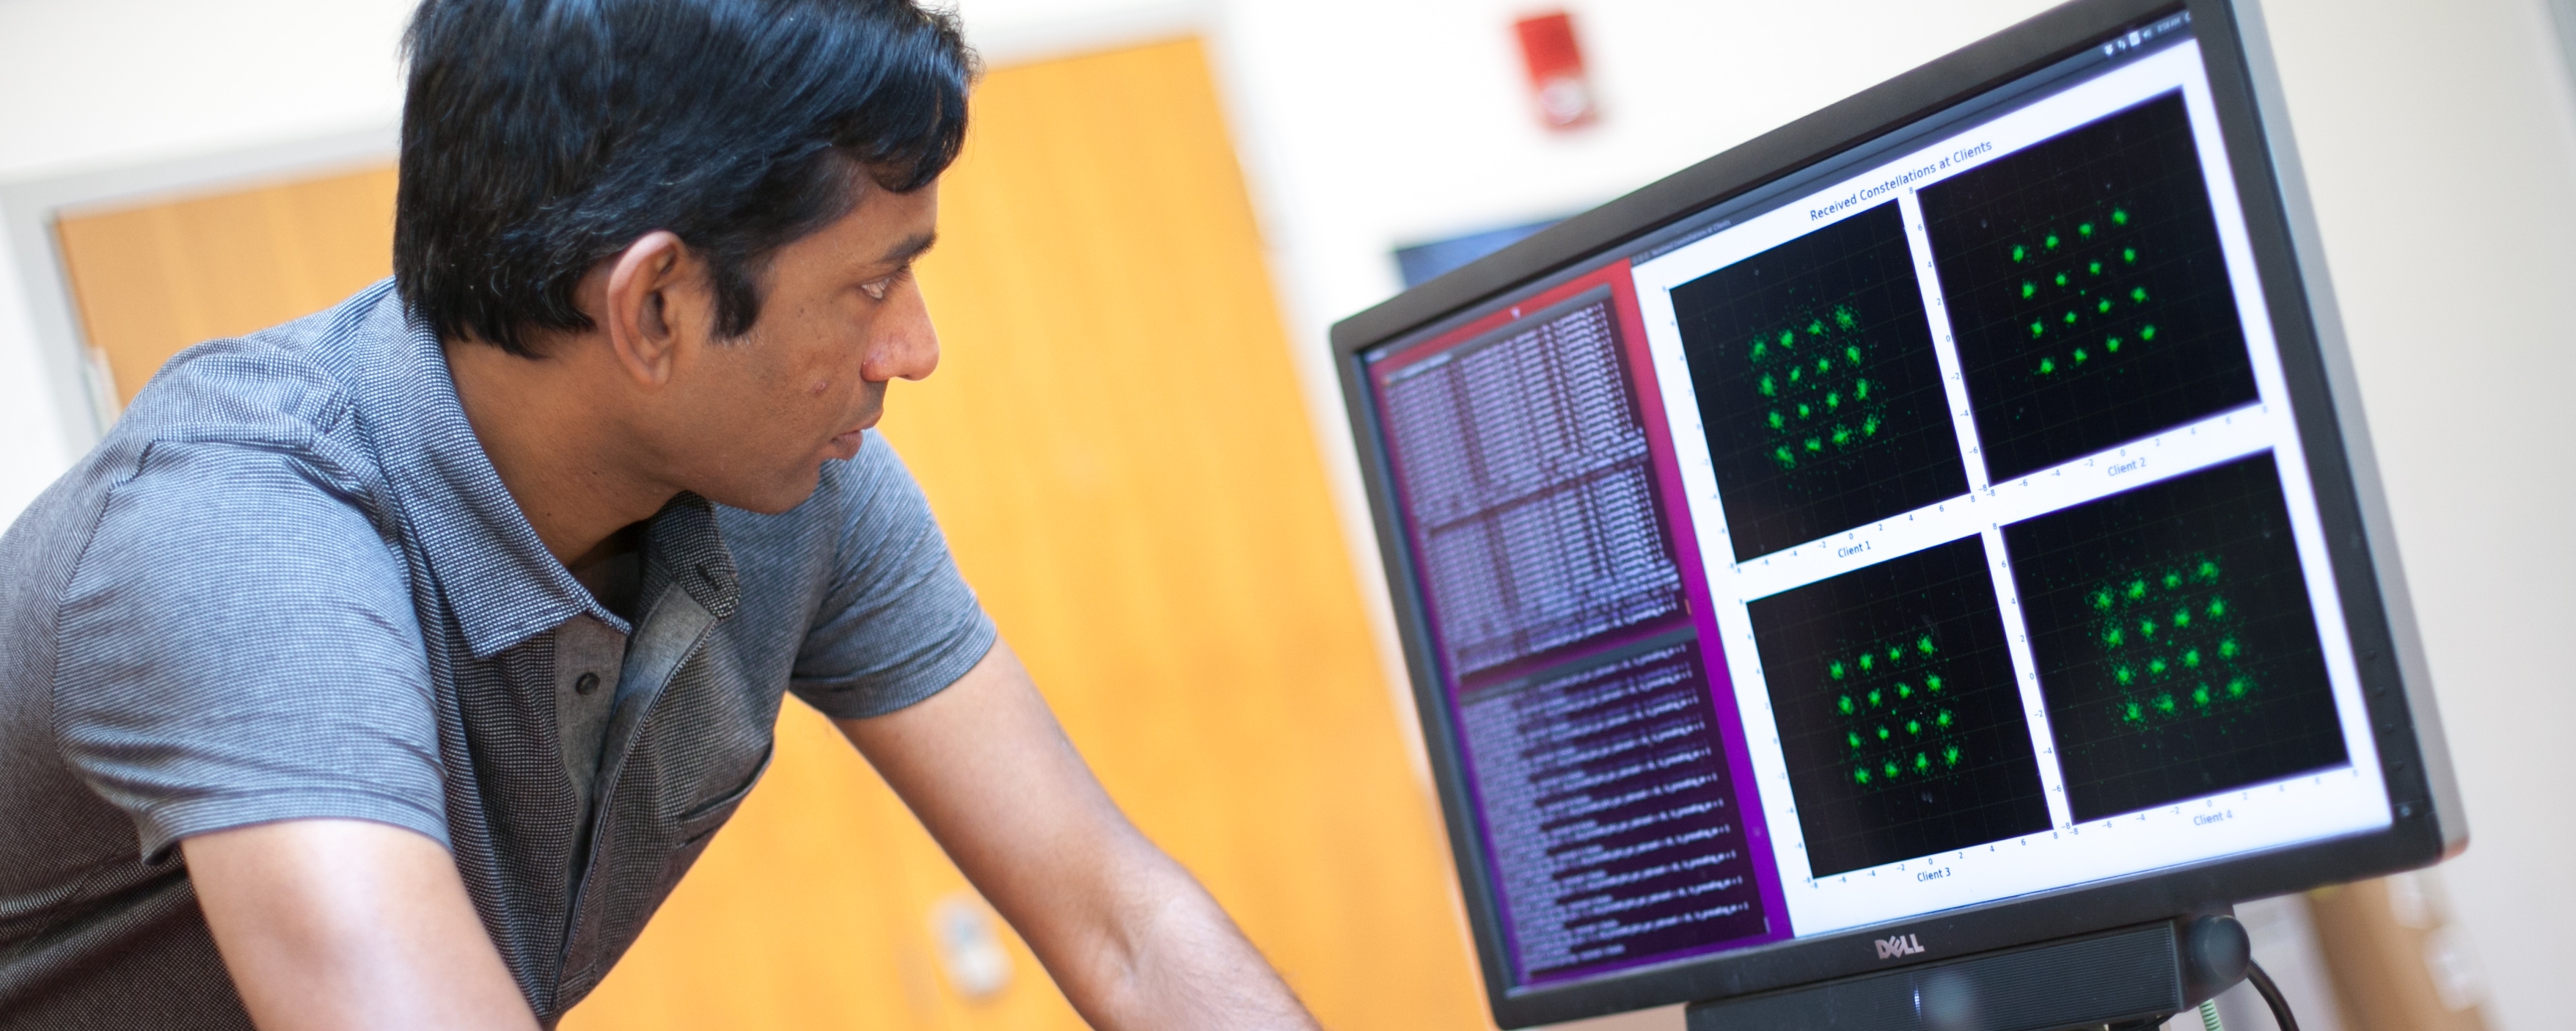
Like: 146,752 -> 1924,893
1352,6 -> 2404,1002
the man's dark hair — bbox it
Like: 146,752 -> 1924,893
395,0 -> 975,355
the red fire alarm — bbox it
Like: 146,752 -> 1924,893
1514,10 -> 1599,131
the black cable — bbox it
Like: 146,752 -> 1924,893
2244,958 -> 2300,1031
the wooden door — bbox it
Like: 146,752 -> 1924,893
559,37 -> 1486,1031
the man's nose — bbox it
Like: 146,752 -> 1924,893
863,277 -> 940,383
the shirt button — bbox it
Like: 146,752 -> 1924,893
575,672 -> 601,696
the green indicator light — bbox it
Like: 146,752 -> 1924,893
2074,348 -> 2090,364
2197,561 -> 2219,580
1914,752 -> 1931,773
1831,426 -> 1853,446
2046,233 -> 2062,249
2140,618 -> 2159,639
1896,682 -> 1912,700
2112,207 -> 2130,225
2163,572 -> 2182,590
2106,337 -> 2122,353
2104,627 -> 2124,648
2148,657 -> 2169,676
1925,674 -> 1943,693
2141,324 -> 2158,340
1758,374 -> 1777,397
1936,710 -> 1954,728
1788,365 -> 1801,384
1796,402 -> 1811,419
2154,693 -> 2177,714
1774,446 -> 1794,468
2123,247 -> 2138,263
1862,415 -> 1881,436
1854,379 -> 1870,400
1856,768 -> 1872,784
1917,635 -> 1936,655
1860,654 -> 1875,673
1837,694 -> 1854,713
1877,725 -> 1892,741
2022,281 -> 2037,299
1807,319 -> 1825,336
2193,685 -> 2211,707
1823,393 -> 1839,413
2124,702 -> 2144,721
2091,590 -> 2114,611
2055,272 -> 2070,287
2173,609 -> 2192,629
1848,731 -> 1862,750
1845,344 -> 1862,365
2013,244 -> 2028,262
1766,410 -> 1784,430
1884,761 -> 1900,778
2079,222 -> 2096,237
2097,299 -> 2113,314
1804,437 -> 1823,453
1779,329 -> 1795,348
1943,745 -> 1961,766
2126,579 -> 2148,601
2183,648 -> 2201,668
1750,339 -> 1767,362
2130,286 -> 2149,303
1866,685 -> 1881,704
2219,638 -> 2240,660
1830,660 -> 1846,680
1835,306 -> 1857,329
2115,665 -> 2136,685
1815,357 -> 1832,374
2227,677 -> 2249,699
1906,719 -> 1922,735
2030,321 -> 2046,338
2089,261 -> 2104,275
2208,598 -> 2228,619
2065,310 -> 2079,325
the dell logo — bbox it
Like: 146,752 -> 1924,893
1875,933 -> 1925,959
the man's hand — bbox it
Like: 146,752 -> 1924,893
839,640 -> 1323,1030
183,819 -> 541,1031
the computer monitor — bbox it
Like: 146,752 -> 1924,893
1330,0 -> 2465,1024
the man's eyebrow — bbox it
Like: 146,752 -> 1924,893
879,231 -> 937,266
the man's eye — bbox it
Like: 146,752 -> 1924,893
859,279 -> 892,302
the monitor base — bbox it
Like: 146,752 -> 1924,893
1683,914 -> 2251,1031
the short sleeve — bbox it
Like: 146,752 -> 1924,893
53,440 -> 446,861
788,432 -> 998,719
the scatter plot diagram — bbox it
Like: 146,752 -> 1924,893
2003,452 -> 2346,821
1672,202 -> 1969,563
1746,536 -> 2051,878
1920,91 -> 2259,483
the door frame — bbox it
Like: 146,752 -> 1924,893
1,123 -> 398,448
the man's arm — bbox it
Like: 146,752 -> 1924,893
183,820 -> 541,1031
838,640 -> 1322,1030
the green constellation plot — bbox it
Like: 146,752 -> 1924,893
2009,206 -> 2161,382
1750,305 -> 1888,472
2089,555 -> 2253,728
1829,633 -> 1966,785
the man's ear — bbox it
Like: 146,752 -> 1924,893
600,230 -> 708,387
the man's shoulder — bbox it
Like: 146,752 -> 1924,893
116,281 -> 409,473
1,285 -> 417,653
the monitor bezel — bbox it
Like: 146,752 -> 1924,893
1327,0 -> 2464,1024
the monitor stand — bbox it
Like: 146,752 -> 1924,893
1683,913 -> 2253,1031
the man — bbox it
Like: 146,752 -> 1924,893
0,1 -> 1321,1027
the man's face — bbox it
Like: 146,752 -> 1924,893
658,181 -> 942,515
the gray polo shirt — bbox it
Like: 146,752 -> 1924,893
0,280 -> 997,1028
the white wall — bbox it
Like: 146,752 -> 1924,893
3,0 -> 2572,1027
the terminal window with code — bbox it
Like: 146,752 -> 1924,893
1363,14 -> 2390,990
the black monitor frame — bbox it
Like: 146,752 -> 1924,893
1327,0 -> 2465,1024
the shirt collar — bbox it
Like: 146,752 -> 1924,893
321,282 -> 738,658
